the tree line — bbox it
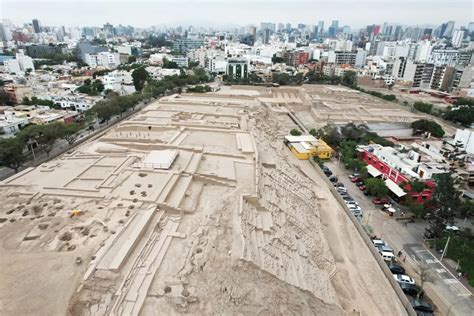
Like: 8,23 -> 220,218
0,122 -> 81,173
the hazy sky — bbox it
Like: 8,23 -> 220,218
1,0 -> 473,29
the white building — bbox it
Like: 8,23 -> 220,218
452,30 -> 464,48
355,49 -> 367,68
207,56 -> 227,74
171,57 -> 188,68
454,129 -> 474,154
429,49 -> 459,66
84,52 -> 121,68
54,96 -> 98,113
413,40 -> 432,62
145,67 -> 180,81
3,51 -> 35,74
101,70 -> 133,85
0,114 -> 29,138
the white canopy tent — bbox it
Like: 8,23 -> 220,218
367,165 -> 382,177
385,179 -> 407,197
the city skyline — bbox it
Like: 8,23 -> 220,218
1,0 -> 473,29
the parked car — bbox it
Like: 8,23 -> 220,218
334,182 -> 345,187
322,167 -> 332,176
410,299 -> 433,314
358,184 -> 366,191
378,245 -> 394,254
342,196 -> 353,201
388,263 -> 405,275
372,197 -> 389,205
363,189 -> 370,196
372,239 -> 386,247
350,177 -> 360,183
345,201 -> 359,206
399,282 -> 419,296
337,187 -> 348,193
348,205 -> 362,212
381,251 -> 395,262
446,225 -> 460,232
328,176 -> 338,183
393,274 -> 415,285
349,173 -> 359,181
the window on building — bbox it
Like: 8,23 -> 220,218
380,165 -> 384,171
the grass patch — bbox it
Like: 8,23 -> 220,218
427,236 -> 474,287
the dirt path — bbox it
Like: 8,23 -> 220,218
285,152 -> 407,316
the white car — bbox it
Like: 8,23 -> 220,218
345,201 -> 359,206
378,245 -> 394,254
393,274 -> 415,285
372,239 -> 386,247
337,187 -> 348,193
348,206 -> 362,213
446,225 -> 460,232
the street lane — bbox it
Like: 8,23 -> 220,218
324,159 -> 474,315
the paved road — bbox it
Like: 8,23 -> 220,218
324,159 -> 474,316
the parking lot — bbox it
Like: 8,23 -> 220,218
322,159 -> 474,315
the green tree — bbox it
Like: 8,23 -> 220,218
0,138 -> 26,172
62,123 -> 81,145
271,54 -> 285,63
413,101 -> 433,114
272,73 -> 291,85
342,71 -> 357,87
412,119 -> 445,138
365,177 -> 388,197
132,67 -> 149,92
426,173 -> 460,238
409,203 -> 426,218
454,97 -> 474,107
88,101 -> 121,124
444,107 -> 474,127
92,79 -> 104,93
18,123 -> 65,157
409,179 -> 426,193
162,58 -> 179,69
317,125 -> 342,148
308,128 -> 317,137
290,128 -> 302,136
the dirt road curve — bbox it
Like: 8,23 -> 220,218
287,152 -> 407,316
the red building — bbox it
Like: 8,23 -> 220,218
358,145 -> 435,203
288,51 -> 310,67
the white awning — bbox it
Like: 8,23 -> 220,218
385,179 -> 407,197
367,164 -> 382,177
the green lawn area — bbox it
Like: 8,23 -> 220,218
427,236 -> 474,287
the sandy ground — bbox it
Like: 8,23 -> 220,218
0,89 -> 408,316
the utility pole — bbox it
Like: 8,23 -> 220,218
440,236 -> 451,261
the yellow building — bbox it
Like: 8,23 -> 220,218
285,135 -> 334,160
314,139 -> 334,159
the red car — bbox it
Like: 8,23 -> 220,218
372,197 -> 389,205
350,177 -> 360,183
358,185 -> 366,191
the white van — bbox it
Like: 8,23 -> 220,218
381,251 -> 395,262
372,239 -> 386,247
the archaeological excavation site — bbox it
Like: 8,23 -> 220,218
0,86 -> 408,316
